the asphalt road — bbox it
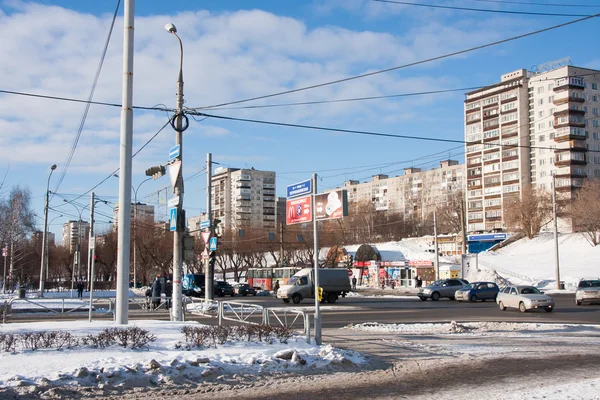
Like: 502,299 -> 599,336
8,290 -> 600,327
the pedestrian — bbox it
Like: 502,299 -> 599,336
351,276 -> 357,290
272,280 -> 280,294
416,276 -> 423,288
76,281 -> 84,298
165,280 -> 173,309
391,280 -> 396,289
151,277 -> 162,310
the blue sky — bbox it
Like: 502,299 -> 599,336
0,0 -> 599,242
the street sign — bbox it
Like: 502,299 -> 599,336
202,248 -> 209,260
2,247 -> 7,257
348,270 -> 353,276
167,196 -> 180,208
169,145 -> 180,161
201,231 -> 211,244
200,219 -> 211,229
209,237 -> 218,251
169,160 -> 181,188
89,237 -> 96,250
169,208 -> 177,231
286,179 -> 312,198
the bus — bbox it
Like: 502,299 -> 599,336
247,267 -> 301,290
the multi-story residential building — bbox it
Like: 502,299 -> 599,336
339,160 -> 464,222
211,167 -> 277,232
464,64 -> 600,233
32,231 -> 55,246
187,213 -> 208,237
112,202 -> 155,230
62,220 -> 90,252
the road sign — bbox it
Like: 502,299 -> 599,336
2,247 -> 7,257
286,179 -> 312,198
169,160 -> 181,188
167,196 -> 180,208
200,219 -> 211,229
201,231 -> 211,244
169,208 -> 177,231
169,145 -> 180,161
348,270 -> 353,276
202,248 -> 209,260
209,237 -> 218,251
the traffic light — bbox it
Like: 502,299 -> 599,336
208,251 -> 216,269
145,165 -> 166,180
347,254 -> 353,267
213,219 -> 223,237
317,286 -> 323,302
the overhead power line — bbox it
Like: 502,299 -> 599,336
190,13 -> 598,110
473,0 -> 600,8
373,0 -> 593,16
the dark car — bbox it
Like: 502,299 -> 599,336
234,283 -> 257,296
214,281 -> 235,297
455,281 -> 499,302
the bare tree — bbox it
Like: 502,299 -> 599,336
571,178 -> 600,246
503,185 -> 552,239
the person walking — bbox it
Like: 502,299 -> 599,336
151,277 -> 162,310
351,276 -> 357,290
272,280 -> 280,294
76,281 -> 84,298
165,280 -> 173,309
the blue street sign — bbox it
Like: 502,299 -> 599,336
169,208 -> 177,231
169,145 -> 180,161
200,219 -> 211,229
287,179 -> 312,198
209,237 -> 218,251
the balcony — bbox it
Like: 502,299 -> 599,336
263,189 -> 275,195
553,77 -> 585,92
554,127 -> 588,142
554,114 -> 586,129
554,151 -> 587,167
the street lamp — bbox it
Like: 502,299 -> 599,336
114,174 -> 152,288
63,200 -> 87,295
39,164 -> 57,297
165,22 -> 188,322
45,214 -> 63,281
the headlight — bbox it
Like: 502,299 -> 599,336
423,289 -> 431,294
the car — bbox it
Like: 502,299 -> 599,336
496,285 -> 554,313
417,278 -> 469,301
234,283 -> 257,296
214,281 -> 235,297
455,281 -> 499,302
575,278 -> 600,305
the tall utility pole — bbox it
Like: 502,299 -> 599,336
39,163 -> 57,297
205,153 -> 213,301
312,173 -> 321,345
115,0 -> 135,325
552,173 -> 561,289
166,23 -> 187,321
88,192 -> 96,322
433,211 -> 439,280
279,222 -> 285,266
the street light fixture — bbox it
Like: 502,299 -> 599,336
39,164 -> 57,297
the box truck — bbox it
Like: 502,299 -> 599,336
276,268 -> 351,304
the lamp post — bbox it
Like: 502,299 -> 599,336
39,164 -> 57,297
63,200 -> 87,295
113,174 -> 152,289
44,214 -> 63,281
165,22 -> 188,322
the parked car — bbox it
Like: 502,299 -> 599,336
575,278 -> 600,306
496,285 -> 554,312
417,278 -> 469,301
234,283 -> 257,296
214,281 -> 235,297
455,281 -> 499,302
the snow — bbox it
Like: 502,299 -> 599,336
1,232 -> 600,398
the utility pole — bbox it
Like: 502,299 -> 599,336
115,0 -> 135,325
279,222 -> 285,266
433,211 -> 439,280
205,153 -> 214,301
39,164 -> 57,297
552,173 -> 561,289
88,192 -> 95,322
313,173 -> 321,345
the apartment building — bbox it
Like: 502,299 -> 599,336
211,167 -> 277,232
62,220 -> 90,252
112,202 -> 155,230
340,160 -> 464,221
464,64 -> 600,233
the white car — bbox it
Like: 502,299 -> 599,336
496,285 -> 554,313
575,279 -> 600,306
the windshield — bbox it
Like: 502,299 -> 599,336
461,283 -> 474,290
192,275 -> 204,287
578,280 -> 600,288
431,280 -> 445,286
288,275 -> 301,285
519,286 -> 542,295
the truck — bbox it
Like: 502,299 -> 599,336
182,274 -> 205,297
276,268 -> 351,304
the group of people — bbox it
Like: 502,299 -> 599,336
145,277 -> 173,310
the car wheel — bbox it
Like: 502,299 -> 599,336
576,300 -> 582,306
449,296 -> 456,301
242,293 -> 247,296
519,302 -> 527,313
419,297 -> 427,301
283,299 -> 290,303
292,294 -> 302,304
326,292 -> 338,303
470,294 -> 478,303
498,301 -> 506,311
431,292 -> 440,301
544,307 -> 553,312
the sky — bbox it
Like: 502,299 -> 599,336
0,0 -> 599,242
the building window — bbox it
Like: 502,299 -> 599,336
594,132 -> 599,140
538,110 -> 544,118
538,98 -> 544,105
548,96 -> 554,103
592,83 -> 598,90
594,121 -> 600,128
537,87 -> 544,94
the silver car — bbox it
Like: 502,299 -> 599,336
575,279 -> 600,306
418,278 -> 469,301
496,285 -> 554,313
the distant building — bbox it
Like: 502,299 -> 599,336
62,220 -> 90,252
32,231 -> 55,246
112,202 -> 155,230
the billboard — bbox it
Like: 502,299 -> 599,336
286,195 -> 312,225
314,190 -> 348,221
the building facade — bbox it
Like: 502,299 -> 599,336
211,167 -> 277,232
62,220 -> 90,252
112,202 -> 155,230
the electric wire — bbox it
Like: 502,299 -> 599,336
473,0 -> 600,8
189,14 -> 598,110
373,0 -> 593,16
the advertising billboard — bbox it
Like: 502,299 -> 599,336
314,190 -> 348,221
286,195 -> 312,225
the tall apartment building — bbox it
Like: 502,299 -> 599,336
62,220 -> 90,252
339,160 -> 464,221
211,167 -> 277,231
464,64 -> 600,233
112,202 -> 155,230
